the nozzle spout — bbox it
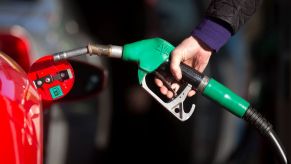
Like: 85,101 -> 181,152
53,44 -> 123,62
53,47 -> 89,62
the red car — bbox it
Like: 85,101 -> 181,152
0,34 -> 106,164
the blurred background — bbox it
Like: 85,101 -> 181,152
0,0 -> 290,164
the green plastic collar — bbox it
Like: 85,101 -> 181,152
122,38 -> 174,84
203,78 -> 250,118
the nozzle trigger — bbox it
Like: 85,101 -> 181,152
141,75 -> 195,121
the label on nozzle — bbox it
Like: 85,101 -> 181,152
50,85 -> 64,99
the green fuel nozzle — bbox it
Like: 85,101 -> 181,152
122,38 -> 249,118
122,38 -> 174,84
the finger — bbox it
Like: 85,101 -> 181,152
154,78 -> 163,87
171,83 -> 180,92
195,54 -> 211,73
166,91 -> 174,99
187,90 -> 196,97
170,50 -> 183,80
160,86 -> 168,95
198,62 -> 209,73
184,59 -> 194,67
195,62 -> 207,73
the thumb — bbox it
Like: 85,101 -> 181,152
170,49 -> 183,80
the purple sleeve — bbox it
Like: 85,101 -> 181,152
192,18 -> 231,52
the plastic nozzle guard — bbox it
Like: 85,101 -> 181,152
122,38 -> 174,84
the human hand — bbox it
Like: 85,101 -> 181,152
155,36 -> 212,98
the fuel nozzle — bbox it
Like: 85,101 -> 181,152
53,44 -> 123,62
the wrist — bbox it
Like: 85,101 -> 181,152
189,36 -> 212,53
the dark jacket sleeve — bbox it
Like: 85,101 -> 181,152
205,0 -> 262,34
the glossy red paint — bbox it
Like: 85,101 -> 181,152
0,28 -> 31,72
0,52 -> 42,164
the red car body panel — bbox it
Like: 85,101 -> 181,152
0,53 -> 42,164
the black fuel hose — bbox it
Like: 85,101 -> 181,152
243,107 -> 288,164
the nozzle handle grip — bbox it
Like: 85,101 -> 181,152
180,63 -> 205,90
157,62 -> 205,90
